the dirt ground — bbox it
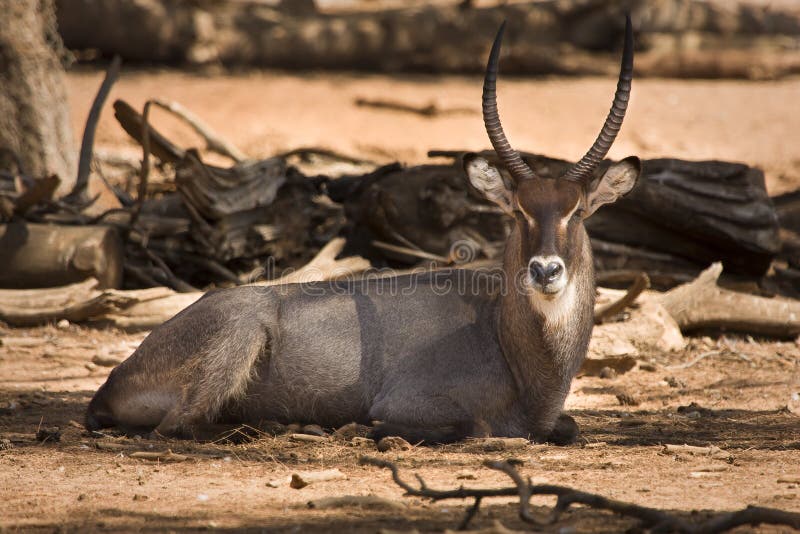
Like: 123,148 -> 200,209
1,70 -> 799,532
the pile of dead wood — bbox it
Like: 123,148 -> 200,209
0,63 -> 798,338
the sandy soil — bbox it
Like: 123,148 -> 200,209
1,324 -> 798,532
65,69 -> 800,194
0,70 -> 799,532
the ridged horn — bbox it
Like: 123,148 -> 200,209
482,21 -> 536,182
563,14 -> 634,184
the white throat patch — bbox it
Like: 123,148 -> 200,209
529,280 -> 578,329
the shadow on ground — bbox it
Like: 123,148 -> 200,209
2,387 -> 799,451
573,407 -> 800,450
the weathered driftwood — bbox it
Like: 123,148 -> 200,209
589,286 -> 686,359
0,238 -> 369,330
0,222 -> 123,289
175,150 -> 285,220
0,278 -> 172,327
328,162 -> 507,266
254,237 -> 370,286
659,262 -> 800,338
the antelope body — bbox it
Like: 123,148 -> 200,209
86,17 -> 641,444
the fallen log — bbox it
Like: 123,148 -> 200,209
659,262 -> 800,338
56,0 -> 800,79
0,278 -> 172,327
0,222 -> 123,289
0,238 -> 370,330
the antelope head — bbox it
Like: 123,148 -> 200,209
466,15 -> 641,300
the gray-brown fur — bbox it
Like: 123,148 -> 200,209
86,155 -> 638,444
86,16 -> 640,444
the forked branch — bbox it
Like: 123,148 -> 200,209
359,456 -> 800,533
149,99 -> 249,163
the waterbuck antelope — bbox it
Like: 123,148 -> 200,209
86,17 -> 640,444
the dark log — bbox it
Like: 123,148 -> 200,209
0,222 -> 123,289
773,189 -> 800,269
328,162 -> 507,266
774,189 -> 800,232
609,158 -> 780,276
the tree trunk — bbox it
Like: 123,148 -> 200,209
0,222 -> 123,289
0,0 -> 76,196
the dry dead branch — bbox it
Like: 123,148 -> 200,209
290,468 -> 345,489
0,278 -> 174,327
256,237 -> 369,285
662,444 -> 731,460
659,262 -> 800,337
667,350 -> 723,370
150,99 -> 248,163
69,55 -> 121,201
289,433 -> 328,444
277,147 -> 375,166
594,271 -> 650,324
371,240 -> 449,264
128,450 -> 188,462
355,97 -> 475,117
360,456 -> 800,532
113,100 -> 184,165
129,99 -> 154,230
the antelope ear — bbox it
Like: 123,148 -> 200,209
585,156 -> 641,217
464,154 -> 514,213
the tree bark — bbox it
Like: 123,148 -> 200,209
0,223 -> 123,289
0,0 -> 76,196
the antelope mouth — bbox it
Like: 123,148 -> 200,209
526,276 -> 568,298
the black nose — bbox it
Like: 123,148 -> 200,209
530,261 -> 564,283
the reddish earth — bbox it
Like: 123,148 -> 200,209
0,70 -> 798,532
